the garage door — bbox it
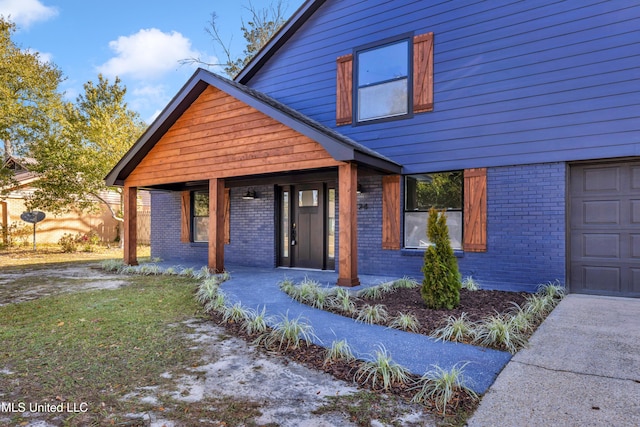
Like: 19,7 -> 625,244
570,161 -> 640,297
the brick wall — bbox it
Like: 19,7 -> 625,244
353,163 -> 567,292
150,186 -> 275,268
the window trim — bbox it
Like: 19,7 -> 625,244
353,33 -> 414,125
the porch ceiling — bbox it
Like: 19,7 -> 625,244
106,68 -> 401,188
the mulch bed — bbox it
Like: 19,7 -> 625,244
206,286 -> 531,421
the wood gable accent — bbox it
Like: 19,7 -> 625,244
463,168 -> 487,252
125,86 -> 343,188
382,175 -> 401,250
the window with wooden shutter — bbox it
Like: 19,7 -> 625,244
413,32 -> 434,113
336,54 -> 353,126
463,168 -> 487,252
338,32 -> 434,125
382,175 -> 401,250
180,191 -> 190,243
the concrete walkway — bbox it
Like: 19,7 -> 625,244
468,294 -> 640,427
217,265 -> 511,395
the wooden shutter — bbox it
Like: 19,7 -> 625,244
180,190 -> 191,243
224,188 -> 230,244
463,168 -> 487,252
336,54 -> 353,126
413,32 -> 434,113
382,175 -> 401,250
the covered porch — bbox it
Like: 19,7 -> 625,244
106,69 -> 400,286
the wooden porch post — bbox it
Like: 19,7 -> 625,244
123,185 -> 138,265
337,163 -> 360,287
208,178 -> 225,273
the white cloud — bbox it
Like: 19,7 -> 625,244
0,0 -> 58,28
96,28 -> 212,81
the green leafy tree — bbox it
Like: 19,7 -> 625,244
421,208 -> 462,309
0,17 -> 64,188
184,1 -> 288,77
27,75 -> 146,223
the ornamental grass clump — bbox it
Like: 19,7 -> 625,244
204,291 -> 227,313
431,312 -> 477,343
330,288 -> 357,314
393,276 -> 420,289
461,276 -> 481,291
324,339 -> 356,366
256,313 -> 318,351
411,363 -> 478,415
474,313 -> 528,354
389,312 -> 421,333
356,304 -> 389,324
242,306 -> 271,336
421,208 -> 462,310
354,345 -> 411,391
221,302 -> 250,324
100,259 -> 125,273
196,277 -> 221,304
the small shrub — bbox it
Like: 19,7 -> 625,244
58,233 -> 78,253
411,363 -> 478,415
421,208 -> 461,310
431,313 -> 477,343
388,312 -> 421,333
354,345 -> 411,391
324,339 -> 356,366
356,304 -> 389,324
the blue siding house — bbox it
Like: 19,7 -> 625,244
107,0 -> 640,297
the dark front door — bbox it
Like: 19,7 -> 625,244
293,184 -> 325,269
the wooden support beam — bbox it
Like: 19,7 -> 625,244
123,185 -> 138,266
337,163 -> 360,287
208,178 -> 226,273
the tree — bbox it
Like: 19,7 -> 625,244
27,75 -> 146,225
421,208 -> 462,309
0,17 -> 64,188
183,1 -> 288,77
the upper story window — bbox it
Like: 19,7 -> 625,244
336,32 -> 433,126
356,39 -> 410,122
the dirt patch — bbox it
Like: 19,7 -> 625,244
0,265 -> 128,306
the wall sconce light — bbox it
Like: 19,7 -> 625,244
357,184 -> 364,194
242,189 -> 257,200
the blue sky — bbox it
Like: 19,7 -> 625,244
1,0 -> 304,123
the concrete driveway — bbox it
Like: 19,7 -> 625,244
468,294 -> 640,427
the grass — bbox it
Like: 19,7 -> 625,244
0,245 -> 151,269
0,274 -> 203,426
474,313 -> 528,354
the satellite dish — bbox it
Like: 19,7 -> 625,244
20,211 -> 46,224
20,211 -> 46,250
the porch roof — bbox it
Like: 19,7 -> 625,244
106,68 -> 401,187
